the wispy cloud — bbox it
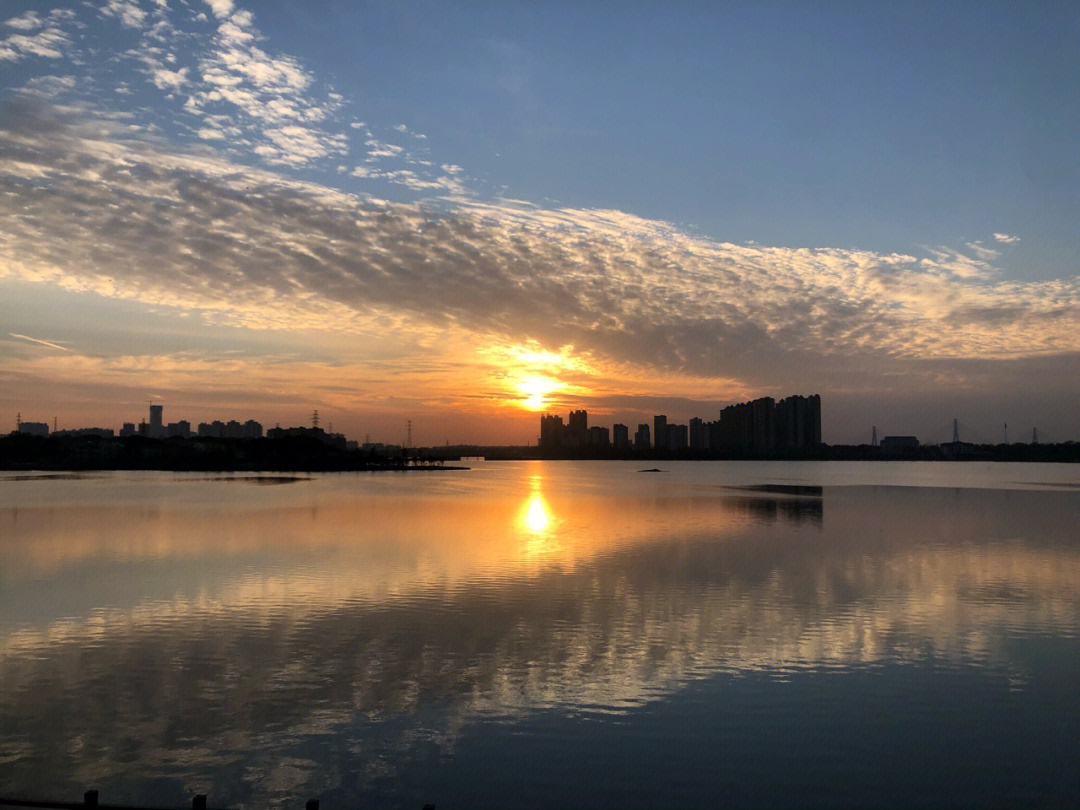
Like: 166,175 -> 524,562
0,8 -> 73,62
993,232 -> 1021,244
9,332 -> 70,352
99,0 -> 148,30
2,98 -> 1078,401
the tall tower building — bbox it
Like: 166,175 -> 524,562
653,415 -> 668,452
149,404 -> 164,439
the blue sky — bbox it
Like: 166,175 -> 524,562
1,0 -> 1079,443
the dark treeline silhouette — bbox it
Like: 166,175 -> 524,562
0,433 -> 463,472
3,433 -> 1079,471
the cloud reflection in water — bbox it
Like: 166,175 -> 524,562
0,472 -> 1078,806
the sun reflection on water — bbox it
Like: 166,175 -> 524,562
518,476 -> 560,558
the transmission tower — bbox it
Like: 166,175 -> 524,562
1032,427 -> 1038,444
871,426 -> 877,446
16,412 -> 21,430
1003,423 -> 1008,445
405,419 -> 413,448
952,418 -> 959,443
312,409 -> 319,430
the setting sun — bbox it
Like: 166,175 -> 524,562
518,376 -> 560,411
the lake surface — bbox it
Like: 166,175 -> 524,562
2,461 -> 1080,809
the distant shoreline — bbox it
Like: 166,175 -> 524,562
1,432 -> 1078,471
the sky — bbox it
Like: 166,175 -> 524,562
1,0 -> 1079,445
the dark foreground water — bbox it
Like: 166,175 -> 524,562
2,461 -> 1079,809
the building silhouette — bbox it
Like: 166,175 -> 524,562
612,423 -> 629,450
539,394 -> 821,457
149,404 -> 164,439
634,423 -> 651,451
653,415 -> 668,451
568,410 -> 588,449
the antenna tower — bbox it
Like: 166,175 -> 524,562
16,412 -> 21,429
871,426 -> 877,446
952,418 -> 959,443
312,409 -> 319,430
406,419 -> 413,448
1032,427 -> 1038,444
1003,422 -> 1008,445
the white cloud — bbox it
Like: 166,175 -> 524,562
964,241 -> 999,262
4,11 -> 43,31
993,232 -> 1020,244
205,0 -> 235,19
151,65 -> 189,90
100,0 -> 149,29
3,99 -> 1079,396
183,4 -> 346,165
364,138 -> 404,159
0,9 -> 72,62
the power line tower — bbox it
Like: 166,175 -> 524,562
952,418 -> 959,443
1003,423 -> 1008,445
871,426 -> 877,447
1032,427 -> 1038,445
405,419 -> 413,448
312,409 -> 319,430
16,412 -> 21,430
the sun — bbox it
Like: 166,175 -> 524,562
518,375 -> 559,411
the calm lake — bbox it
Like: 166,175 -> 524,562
2,461 -> 1079,809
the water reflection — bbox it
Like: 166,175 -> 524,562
1,473 -> 1078,807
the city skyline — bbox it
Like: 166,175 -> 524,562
2,1 -> 1080,445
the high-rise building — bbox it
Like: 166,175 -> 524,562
634,423 -> 651,451
689,417 -> 708,451
668,423 -> 688,450
587,425 -> 610,448
718,394 -> 821,455
612,423 -> 629,450
149,404 -> 164,439
653,415 -> 668,451
568,410 -> 588,448
540,413 -> 566,449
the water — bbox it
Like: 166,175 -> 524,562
2,462 -> 1079,809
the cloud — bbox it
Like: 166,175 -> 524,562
99,0 -> 149,29
204,0 -> 235,19
151,65 -> 189,90
964,241 -> 999,262
8,332 -> 70,351
993,232 -> 1020,244
0,8 -> 73,62
4,11 -> 43,31
179,4 -> 346,166
2,98 -> 1079,408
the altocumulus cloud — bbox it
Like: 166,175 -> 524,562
2,97 -> 1080,397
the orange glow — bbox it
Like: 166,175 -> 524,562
518,375 -> 560,410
